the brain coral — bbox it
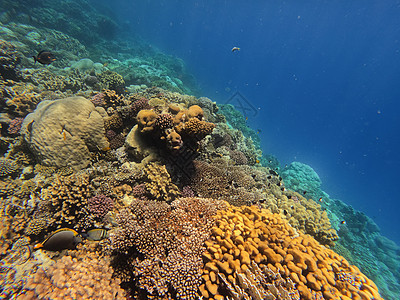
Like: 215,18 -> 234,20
200,204 -> 383,300
21,96 -> 109,171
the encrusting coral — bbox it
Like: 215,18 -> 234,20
200,203 -> 383,300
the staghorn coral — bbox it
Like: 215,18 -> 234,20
200,204 -> 383,300
110,197 -> 227,299
19,248 -> 125,300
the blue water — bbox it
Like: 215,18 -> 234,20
95,0 -> 400,245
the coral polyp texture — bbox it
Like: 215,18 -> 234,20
200,204 -> 383,300
109,197 -> 227,299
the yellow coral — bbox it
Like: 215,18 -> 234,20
201,204 -> 383,300
136,109 -> 158,133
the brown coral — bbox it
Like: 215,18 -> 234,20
136,109 -> 158,133
200,204 -> 383,300
142,162 -> 180,202
181,117 -> 215,140
19,249 -> 125,300
110,197 -> 227,299
40,173 -> 94,230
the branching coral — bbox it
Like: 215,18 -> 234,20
19,248 -> 125,300
40,173 -> 94,230
110,197 -> 227,299
87,194 -> 114,219
142,162 -> 180,202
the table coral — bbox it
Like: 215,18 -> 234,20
200,204 -> 383,300
109,197 -> 227,299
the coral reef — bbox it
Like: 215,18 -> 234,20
19,245 -> 125,300
200,204 -> 383,300
0,39 -> 20,80
88,194 -> 114,219
39,173 -> 94,230
110,197 -> 226,299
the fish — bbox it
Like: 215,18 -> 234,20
32,50 -> 56,65
231,46 -> 240,52
318,197 -> 323,202
340,220 -> 346,225
283,209 -> 288,216
303,191 -> 307,195
255,159 -> 260,164
82,228 -> 109,241
33,228 -> 82,251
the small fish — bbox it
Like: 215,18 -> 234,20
63,131 -> 66,141
83,228 -> 109,241
290,205 -> 294,209
231,46 -> 240,52
255,159 -> 260,164
32,50 -> 56,65
303,191 -> 307,195
340,220 -> 346,225
33,228 -> 81,251
283,209 -> 288,216
318,197 -> 323,202
256,129 -> 262,134
245,116 -> 248,121
101,146 -> 111,151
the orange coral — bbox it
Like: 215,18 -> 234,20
200,204 -> 383,300
136,109 -> 157,133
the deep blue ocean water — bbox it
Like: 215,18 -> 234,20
93,0 -> 400,245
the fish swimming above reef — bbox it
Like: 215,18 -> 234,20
33,228 -> 82,251
231,46 -> 240,52
32,50 -> 56,65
